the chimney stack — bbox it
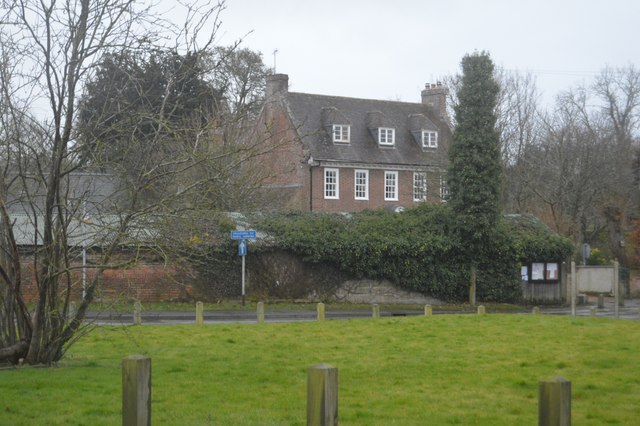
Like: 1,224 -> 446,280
421,82 -> 448,119
266,73 -> 289,99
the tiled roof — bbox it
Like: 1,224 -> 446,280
284,92 -> 451,168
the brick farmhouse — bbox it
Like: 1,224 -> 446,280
252,74 -> 452,212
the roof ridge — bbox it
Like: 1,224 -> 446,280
287,91 -> 421,106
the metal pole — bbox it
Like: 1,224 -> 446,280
81,201 -> 87,300
241,254 -> 246,306
82,243 -> 87,300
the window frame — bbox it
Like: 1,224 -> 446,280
439,175 -> 448,202
354,169 -> 369,200
384,171 -> 399,201
413,172 -> 427,202
332,124 -> 350,143
421,130 -> 438,148
324,168 -> 339,199
378,127 -> 395,146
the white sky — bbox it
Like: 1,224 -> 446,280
212,0 -> 640,104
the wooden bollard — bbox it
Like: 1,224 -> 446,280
372,304 -> 380,318
307,363 -> 338,426
424,305 -> 432,316
532,306 -> 540,315
477,305 -> 486,315
133,301 -> 142,326
539,376 -> 571,426
196,301 -> 204,326
257,301 -> 265,324
122,355 -> 151,426
317,303 -> 325,321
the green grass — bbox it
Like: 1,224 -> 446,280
2,315 -> 640,425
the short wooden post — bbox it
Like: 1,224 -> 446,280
307,363 -> 338,426
372,303 -> 380,318
613,261 -> 620,317
133,301 -> 142,326
570,261 -> 576,317
317,303 -> 325,321
195,301 -> 204,326
590,307 -> 596,317
424,305 -> 432,316
532,306 -> 540,315
257,301 -> 265,324
477,305 -> 486,315
538,376 -> 571,426
122,355 -> 151,426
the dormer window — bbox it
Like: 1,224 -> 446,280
332,124 -> 350,143
378,128 -> 395,146
422,130 -> 438,148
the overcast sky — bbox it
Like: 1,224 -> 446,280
212,0 -> 640,105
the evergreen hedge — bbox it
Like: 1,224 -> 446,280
256,205 -> 574,303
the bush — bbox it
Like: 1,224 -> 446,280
256,206 -> 560,303
180,209 -> 573,303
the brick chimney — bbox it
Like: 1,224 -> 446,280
266,73 -> 289,99
421,82 -> 448,119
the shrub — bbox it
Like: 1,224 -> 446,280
256,206 -> 558,303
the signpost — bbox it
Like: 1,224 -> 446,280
231,230 -> 257,240
230,230 -> 257,305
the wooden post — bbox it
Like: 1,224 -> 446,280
122,355 -> 151,426
532,306 -> 540,315
257,301 -> 265,324
613,261 -> 620,317
477,305 -> 486,315
590,307 -> 596,317
424,305 -> 432,316
69,301 -> 77,321
570,261 -> 576,317
372,304 -> 380,318
133,301 -> 142,326
470,265 -> 477,306
196,301 -> 204,326
307,363 -> 338,426
317,303 -> 325,321
538,376 -> 571,426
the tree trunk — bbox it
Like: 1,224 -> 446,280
604,205 -> 629,268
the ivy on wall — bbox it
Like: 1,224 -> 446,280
255,206 -> 574,303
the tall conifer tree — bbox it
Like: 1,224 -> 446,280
448,52 -> 502,305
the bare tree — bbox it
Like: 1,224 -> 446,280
505,66 -> 640,266
592,66 -> 640,265
0,0 -> 276,365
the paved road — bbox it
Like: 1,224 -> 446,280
540,296 -> 640,320
85,297 -> 640,325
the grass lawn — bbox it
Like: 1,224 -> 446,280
1,314 -> 639,425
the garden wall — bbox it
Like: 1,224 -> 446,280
18,249 -> 442,304
18,260 -> 191,303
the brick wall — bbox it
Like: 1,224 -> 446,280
18,261 -> 191,303
257,99 -> 309,211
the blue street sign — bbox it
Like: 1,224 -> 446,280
238,240 -> 247,257
230,230 -> 257,240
